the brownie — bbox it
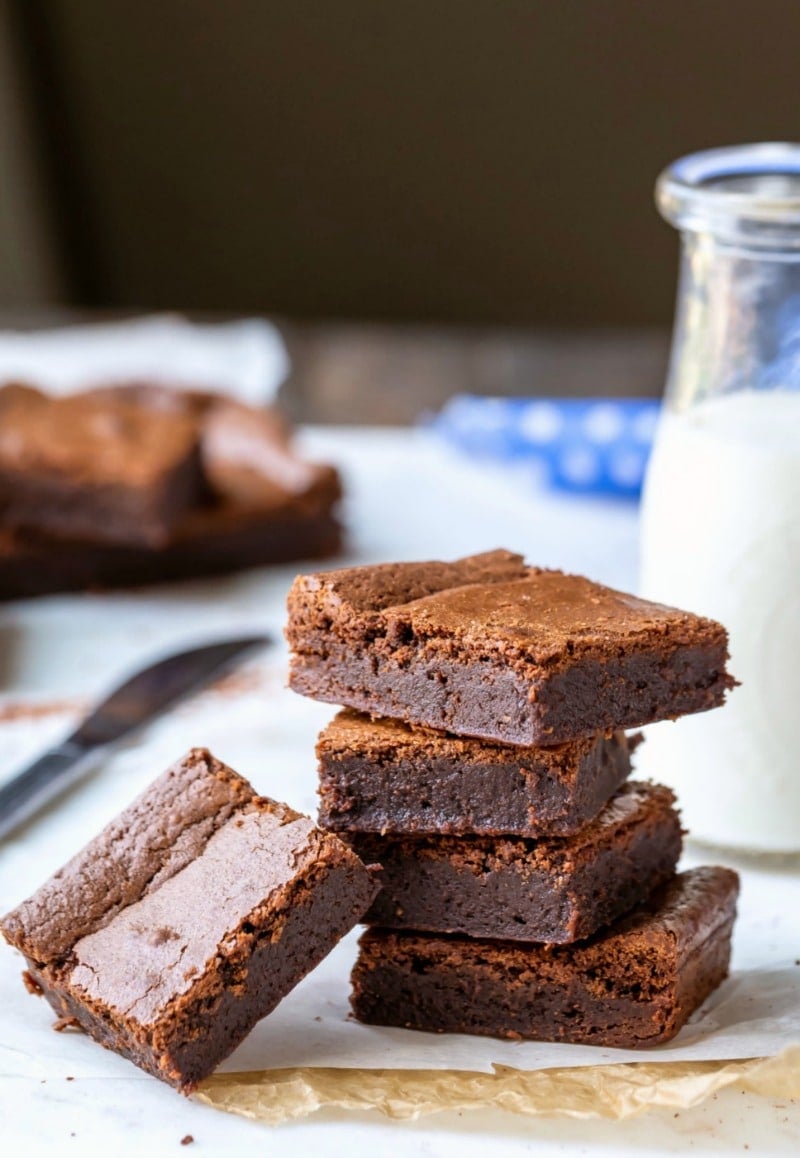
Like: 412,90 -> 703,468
0,388 -> 205,546
287,550 -> 735,745
317,709 -> 635,837
350,866 -> 739,1048
0,749 -> 377,1092
347,782 -> 681,943
85,385 -> 341,515
200,397 -> 341,512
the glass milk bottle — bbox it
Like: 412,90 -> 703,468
639,143 -> 800,853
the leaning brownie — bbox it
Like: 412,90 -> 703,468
287,551 -> 735,745
346,782 -> 681,943
317,709 -> 635,837
0,749 -> 376,1092
351,867 -> 739,1048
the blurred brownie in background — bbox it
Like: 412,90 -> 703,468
0,382 -> 342,599
0,386 -> 205,546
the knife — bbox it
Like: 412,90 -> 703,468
0,634 -> 269,841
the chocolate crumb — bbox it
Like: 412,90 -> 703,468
22,970 -> 44,996
53,1016 -> 81,1033
66,1075 -> 74,1081
180,1136 -> 194,1146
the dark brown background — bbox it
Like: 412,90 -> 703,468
5,1 -> 800,323
0,3 -> 797,418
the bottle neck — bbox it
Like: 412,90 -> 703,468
664,230 -> 800,413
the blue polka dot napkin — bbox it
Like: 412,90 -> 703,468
428,395 -> 661,499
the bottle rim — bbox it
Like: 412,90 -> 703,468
656,142 -> 800,246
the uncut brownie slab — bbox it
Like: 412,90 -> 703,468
0,387 -> 205,547
351,866 -> 739,1048
0,749 -> 376,1092
287,550 -> 735,745
317,709 -> 635,837
346,782 -> 681,943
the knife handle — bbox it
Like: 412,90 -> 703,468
0,740 -> 97,842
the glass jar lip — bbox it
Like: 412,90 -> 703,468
656,142 -> 800,244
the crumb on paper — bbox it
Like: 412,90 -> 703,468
180,1136 -> 194,1146
66,1076 -> 74,1081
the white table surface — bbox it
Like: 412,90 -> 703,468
0,427 -> 798,1157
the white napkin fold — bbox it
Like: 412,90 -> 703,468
0,315 -> 289,405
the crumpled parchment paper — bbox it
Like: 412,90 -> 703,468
196,1046 -> 800,1125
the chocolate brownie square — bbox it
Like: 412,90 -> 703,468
1,749 -> 376,1091
317,709 -> 635,837
0,388 -> 205,546
351,867 -> 739,1047
287,551 -> 734,744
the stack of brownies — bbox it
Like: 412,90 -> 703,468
287,549 -> 740,1048
0,381 -> 342,600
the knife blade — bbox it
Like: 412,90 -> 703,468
0,634 -> 269,841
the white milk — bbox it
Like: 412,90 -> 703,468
638,389 -> 800,851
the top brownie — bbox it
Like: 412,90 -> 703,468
0,386 -> 204,546
287,550 -> 735,745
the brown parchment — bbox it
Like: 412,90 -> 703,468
195,1045 -> 800,1126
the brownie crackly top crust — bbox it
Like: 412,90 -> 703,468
288,550 -> 729,672
0,387 -> 202,489
318,707 -> 614,770
288,550 -> 736,744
